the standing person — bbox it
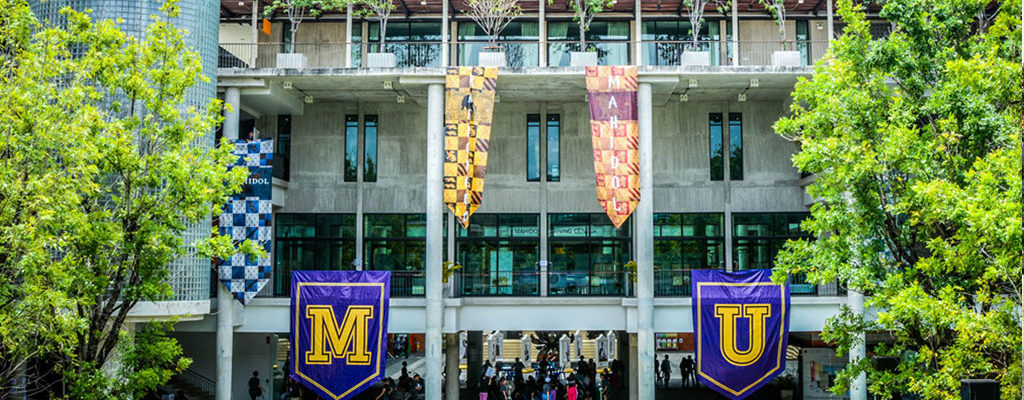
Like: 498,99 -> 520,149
411,374 -> 425,400
513,357 -> 525,383
247,370 -> 263,400
653,356 -> 660,388
565,376 -> 578,400
660,355 -> 672,389
479,373 -> 493,400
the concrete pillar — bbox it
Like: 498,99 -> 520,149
250,0 -> 258,67
442,0 -> 449,67
633,1 -> 642,65
216,285 -> 234,400
731,0 -> 739,66
635,82 -> 655,400
425,83 -> 445,400
538,0 -> 547,67
722,103 -> 733,271
355,103 -> 365,270
216,86 -> 240,400
539,102 -> 548,296
849,290 -> 867,400
345,4 -> 353,68
826,0 -> 834,41
445,333 -> 460,400
628,333 -> 639,400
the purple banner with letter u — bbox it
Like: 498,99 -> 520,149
291,271 -> 390,400
691,269 -> 790,400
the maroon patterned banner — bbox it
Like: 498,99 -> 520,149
585,66 -> 640,228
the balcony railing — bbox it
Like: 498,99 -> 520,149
547,270 -> 632,296
654,268 -> 701,296
220,39 -> 828,69
458,271 -> 541,296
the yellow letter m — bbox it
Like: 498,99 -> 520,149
305,305 -> 374,366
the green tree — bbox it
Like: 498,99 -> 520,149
550,0 -> 615,51
772,0 -> 1022,398
0,1 -> 252,398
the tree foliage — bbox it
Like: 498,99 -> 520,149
772,0 -> 1022,398
550,0 -> 615,50
0,0 -> 250,397
264,0 -> 352,48
464,0 -> 523,49
681,0 -> 729,47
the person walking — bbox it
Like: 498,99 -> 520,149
479,373 -> 493,400
660,355 -> 672,389
247,370 -> 264,400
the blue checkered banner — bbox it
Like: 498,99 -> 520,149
218,139 -> 273,304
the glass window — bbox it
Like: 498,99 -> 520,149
709,113 -> 724,181
369,22 -> 443,67
653,213 -> 725,296
729,113 -> 743,180
641,20 -> 720,66
547,21 -> 630,66
274,214 -> 357,296
365,214 -> 428,297
457,21 -> 540,67
732,213 -> 811,271
364,115 -> 378,182
344,115 -> 358,182
527,114 -> 541,182
276,115 -> 291,181
548,213 -> 631,296
456,214 -> 540,296
796,20 -> 810,66
547,115 -> 560,182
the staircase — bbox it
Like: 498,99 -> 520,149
164,368 -> 216,400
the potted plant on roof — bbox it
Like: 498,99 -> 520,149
551,0 -> 615,66
265,0 -> 352,69
759,0 -> 801,66
465,0 -> 523,67
680,0 -> 729,66
357,0 -> 398,67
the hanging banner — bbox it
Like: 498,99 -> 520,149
691,269 -> 790,400
291,271 -> 390,400
217,139 -> 273,304
444,66 -> 498,228
585,66 -> 639,228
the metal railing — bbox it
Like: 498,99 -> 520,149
654,268 -> 700,296
457,41 -> 541,67
390,270 -> 426,297
547,270 -> 632,296
178,368 -> 216,396
220,39 -> 828,69
458,271 -> 541,296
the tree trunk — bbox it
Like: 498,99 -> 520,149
579,21 -> 586,51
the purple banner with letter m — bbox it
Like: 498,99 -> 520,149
691,269 -> 790,400
291,271 -> 390,400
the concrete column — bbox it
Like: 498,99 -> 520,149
445,333 -> 460,400
355,103 -> 365,270
345,4 -> 353,68
447,212 -> 456,297
216,285 -> 234,400
849,290 -> 867,400
628,333 -> 639,400
722,103 -> 733,271
539,103 -> 548,296
250,0 -> 258,67
633,1 -> 642,65
442,0 -> 449,67
538,1 -> 547,67
826,0 -> 834,41
466,331 -> 483,393
425,83 -> 445,400
731,0 -> 739,66
216,86 -> 240,400
636,83 -> 655,400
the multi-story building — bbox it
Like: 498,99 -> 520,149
37,0 -> 888,399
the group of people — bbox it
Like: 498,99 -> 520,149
375,361 -> 426,400
656,354 -> 699,389
478,357 -> 624,400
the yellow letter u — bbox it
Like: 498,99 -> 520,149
714,304 -> 771,366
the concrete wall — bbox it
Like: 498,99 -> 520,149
277,99 -> 804,215
174,332 -> 276,398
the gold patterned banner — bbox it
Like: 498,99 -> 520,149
444,67 -> 498,228
586,66 -> 640,229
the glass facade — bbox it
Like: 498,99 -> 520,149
365,214 -> 427,296
729,113 -> 743,180
274,214 -> 357,296
548,214 -> 631,296
456,214 -> 540,296
365,115 -> 378,182
527,114 -> 541,182
732,212 -> 811,271
276,115 -> 291,181
641,20 -> 720,66
457,21 -> 540,67
344,115 -> 358,181
548,21 -> 630,66
709,113 -> 724,181
368,21 -> 443,67
547,115 -> 560,182
654,214 -> 725,296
